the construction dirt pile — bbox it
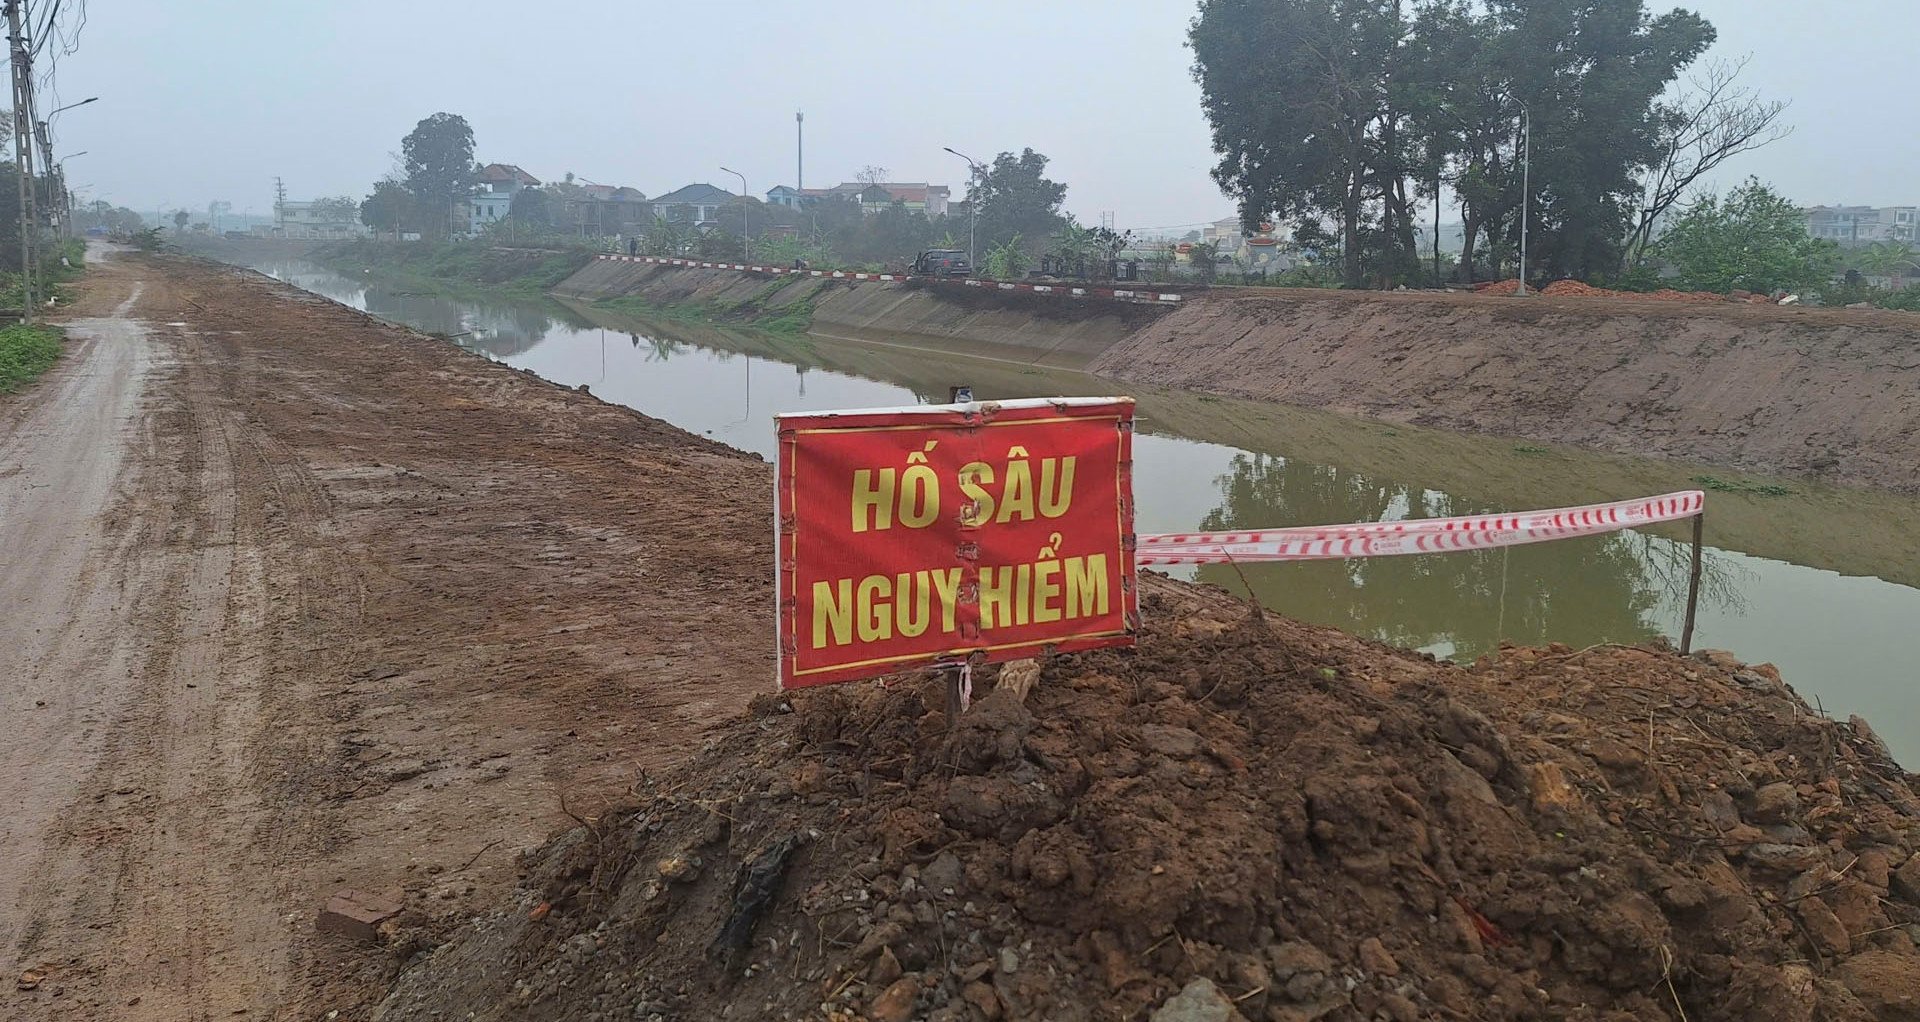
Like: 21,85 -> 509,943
1472,280 -> 1779,304
373,583 -> 1920,1022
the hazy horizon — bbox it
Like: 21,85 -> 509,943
43,1 -> 1920,228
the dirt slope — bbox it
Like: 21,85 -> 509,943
1092,289 -> 1920,493
2,251 -> 774,1020
376,582 -> 1920,1022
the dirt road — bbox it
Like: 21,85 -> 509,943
2,250 -> 773,1019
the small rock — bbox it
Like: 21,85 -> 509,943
869,947 -> 903,986
1700,789 -> 1741,831
1149,977 -> 1248,1022
1795,896 -> 1850,955
1141,724 -> 1206,759
1694,649 -> 1742,671
1893,853 -> 1920,904
1379,992 -> 1421,1022
1745,844 -> 1825,872
1266,941 -> 1334,980
1857,849 -> 1894,891
1356,937 -> 1399,977
1749,782 -> 1800,824
1835,951 -> 1920,1020
962,980 -> 1002,1020
317,889 -> 402,942
997,946 -> 1020,975
868,975 -> 920,1022
924,850 -> 964,895
657,854 -> 701,884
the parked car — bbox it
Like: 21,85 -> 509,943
911,249 -> 971,278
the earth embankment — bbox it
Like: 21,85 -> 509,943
558,260 -> 1920,493
1094,288 -> 1920,493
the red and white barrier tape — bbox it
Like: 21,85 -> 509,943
1136,490 -> 1704,566
593,254 -> 1183,304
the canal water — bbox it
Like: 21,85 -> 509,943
244,258 -> 1920,763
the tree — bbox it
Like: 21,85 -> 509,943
401,112 -> 476,237
311,195 -> 360,222
983,234 -> 1029,279
360,178 -> 415,236
1854,241 -> 1918,284
172,209 -> 189,233
1191,0 -> 1399,288
1624,56 -> 1791,268
1193,0 -> 1721,286
1654,178 -> 1835,295
968,149 -> 1068,261
508,186 -> 552,230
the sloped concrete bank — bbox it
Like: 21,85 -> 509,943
554,260 -> 1920,493
552,257 -> 1170,367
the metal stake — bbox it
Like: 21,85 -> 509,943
1680,512 -> 1704,654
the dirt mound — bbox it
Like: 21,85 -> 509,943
1468,279 -> 1780,304
375,583 -> 1920,1022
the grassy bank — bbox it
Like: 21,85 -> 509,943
0,323 -> 64,393
314,239 -> 597,297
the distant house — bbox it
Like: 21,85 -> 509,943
269,199 -> 366,240
470,163 -> 541,233
562,183 -> 650,236
1804,205 -> 1919,246
650,183 -> 737,227
769,181 -> 950,217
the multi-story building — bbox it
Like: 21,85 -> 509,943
270,199 -> 366,239
1804,205 -> 1919,246
470,163 -> 541,233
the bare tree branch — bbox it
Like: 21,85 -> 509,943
1626,55 -> 1793,267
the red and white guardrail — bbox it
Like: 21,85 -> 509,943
593,254 -> 1185,305
1135,490 -> 1705,565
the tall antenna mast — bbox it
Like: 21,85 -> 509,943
795,111 -> 804,193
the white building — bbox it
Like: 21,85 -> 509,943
471,163 -> 541,234
267,200 -> 366,240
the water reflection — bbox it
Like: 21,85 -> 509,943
1192,452 -> 1751,659
237,256 -> 1920,763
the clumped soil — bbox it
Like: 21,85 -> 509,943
377,583 -> 1920,1022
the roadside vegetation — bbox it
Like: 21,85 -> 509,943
315,238 -> 595,296
0,323 -> 64,393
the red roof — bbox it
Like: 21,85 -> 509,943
477,163 -> 540,187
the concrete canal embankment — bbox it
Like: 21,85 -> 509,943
559,257 -> 1920,494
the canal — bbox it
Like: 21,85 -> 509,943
244,257 -> 1920,763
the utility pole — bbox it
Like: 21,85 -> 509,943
8,0 -> 40,322
1508,94 -> 1531,297
274,176 -> 287,234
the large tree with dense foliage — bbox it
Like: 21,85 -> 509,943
360,178 -> 415,235
401,112 -> 476,237
968,149 -> 1068,260
1654,178 -> 1835,295
1191,0 -> 1740,286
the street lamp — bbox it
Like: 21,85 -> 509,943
54,152 -> 85,237
1506,93 -> 1530,296
48,96 -> 98,118
719,166 -> 749,259
943,146 -> 984,273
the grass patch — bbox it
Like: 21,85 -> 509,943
1692,474 -> 1793,497
314,240 -> 596,297
0,323 -> 64,393
1512,444 -> 1549,455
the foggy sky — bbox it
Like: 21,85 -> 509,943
44,1 -> 1920,227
